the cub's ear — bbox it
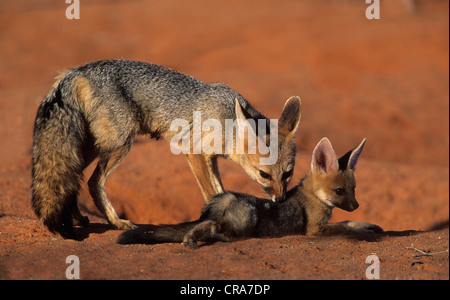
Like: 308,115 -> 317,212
338,138 -> 367,171
311,137 -> 339,174
278,96 -> 302,140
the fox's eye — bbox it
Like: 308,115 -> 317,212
282,170 -> 293,181
259,170 -> 272,180
335,188 -> 346,196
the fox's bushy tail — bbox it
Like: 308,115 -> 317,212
117,221 -> 200,245
31,73 -> 88,239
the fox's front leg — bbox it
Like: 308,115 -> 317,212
185,154 -> 224,202
344,221 -> 384,234
312,221 -> 383,236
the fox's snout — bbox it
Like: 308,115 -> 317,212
335,197 -> 359,212
274,195 -> 287,203
265,183 -> 287,203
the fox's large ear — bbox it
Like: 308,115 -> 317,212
338,138 -> 366,171
235,98 -> 257,139
278,96 -> 302,139
311,137 -> 339,174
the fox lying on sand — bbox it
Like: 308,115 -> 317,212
31,60 -> 302,239
118,138 -> 383,247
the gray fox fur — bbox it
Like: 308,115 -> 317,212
31,60 -> 301,239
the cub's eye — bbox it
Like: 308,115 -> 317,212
335,188 -> 346,196
259,170 -> 272,180
282,170 -> 293,181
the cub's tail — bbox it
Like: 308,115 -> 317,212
117,221 -> 200,245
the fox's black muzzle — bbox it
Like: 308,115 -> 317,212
335,200 -> 359,212
263,185 -> 287,203
275,195 -> 287,204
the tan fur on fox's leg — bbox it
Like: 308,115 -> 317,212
88,146 -> 135,230
185,154 -> 224,202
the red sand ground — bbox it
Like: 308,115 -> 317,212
0,0 -> 448,280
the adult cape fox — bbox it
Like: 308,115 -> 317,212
118,138 -> 383,247
31,60 -> 302,239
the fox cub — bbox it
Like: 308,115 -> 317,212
31,60 -> 301,239
118,138 -> 383,247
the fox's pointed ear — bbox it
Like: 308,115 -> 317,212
279,96 -> 302,139
235,98 -> 256,139
348,138 -> 366,171
338,138 -> 366,171
311,137 -> 339,174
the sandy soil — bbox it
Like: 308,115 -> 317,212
0,0 -> 448,280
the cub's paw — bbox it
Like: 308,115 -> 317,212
347,221 -> 384,234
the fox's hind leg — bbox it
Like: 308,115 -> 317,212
71,141 -> 97,228
69,195 -> 90,227
88,144 -> 136,230
182,220 -> 229,248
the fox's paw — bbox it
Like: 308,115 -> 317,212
182,238 -> 200,249
347,221 -> 384,234
112,219 -> 136,230
72,215 -> 90,228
